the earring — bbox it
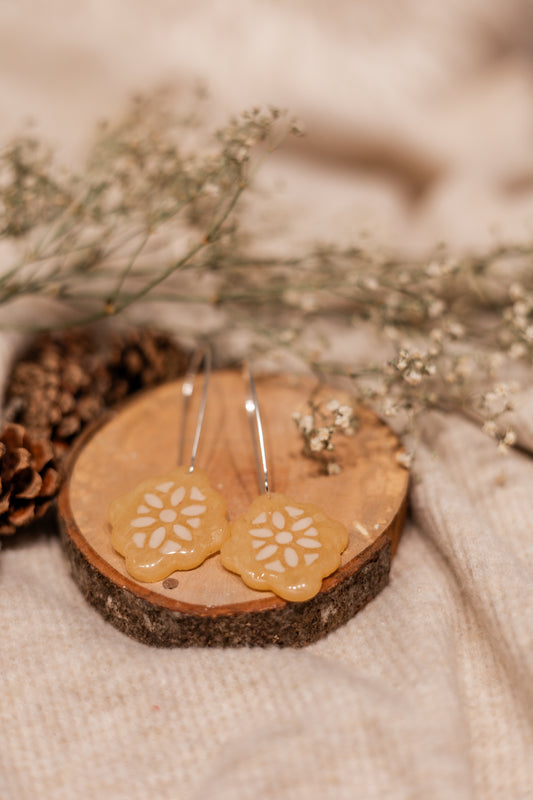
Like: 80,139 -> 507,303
220,365 -> 348,602
108,346 -> 229,583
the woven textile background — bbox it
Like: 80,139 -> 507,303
1,2 -> 533,798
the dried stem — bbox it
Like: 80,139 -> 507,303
0,98 -> 531,452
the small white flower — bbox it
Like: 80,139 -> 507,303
396,355 -> 408,371
327,462 -> 342,475
404,370 -> 422,386
482,421 -> 497,438
509,342 -> 527,360
503,429 -> 517,446
383,398 -> 397,417
336,416 -> 352,429
309,435 -> 325,452
395,451 -> 412,469
299,414 -> 314,434
290,119 -> 306,136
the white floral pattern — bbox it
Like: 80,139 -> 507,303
248,505 -> 322,573
108,466 -> 229,582
220,492 -> 348,602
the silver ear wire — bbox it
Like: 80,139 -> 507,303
179,345 -> 212,472
245,363 -> 270,495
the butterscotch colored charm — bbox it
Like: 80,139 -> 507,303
108,466 -> 229,582
220,492 -> 348,602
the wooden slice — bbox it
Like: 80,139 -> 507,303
57,371 -> 408,647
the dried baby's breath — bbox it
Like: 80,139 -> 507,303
0,97 -> 298,326
0,96 -> 531,459
293,397 -> 358,474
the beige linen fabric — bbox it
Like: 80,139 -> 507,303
1,2 -> 533,798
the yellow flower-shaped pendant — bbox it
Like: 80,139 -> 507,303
220,492 -> 348,602
109,465 -> 229,582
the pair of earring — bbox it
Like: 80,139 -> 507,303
108,349 -> 348,602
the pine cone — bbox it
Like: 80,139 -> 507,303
5,327 -> 188,459
5,329 -> 109,458
103,327 -> 188,405
0,423 -> 60,535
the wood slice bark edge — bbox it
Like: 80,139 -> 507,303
57,372 -> 409,647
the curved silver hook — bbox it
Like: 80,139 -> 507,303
245,363 -> 270,495
179,345 -> 212,472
